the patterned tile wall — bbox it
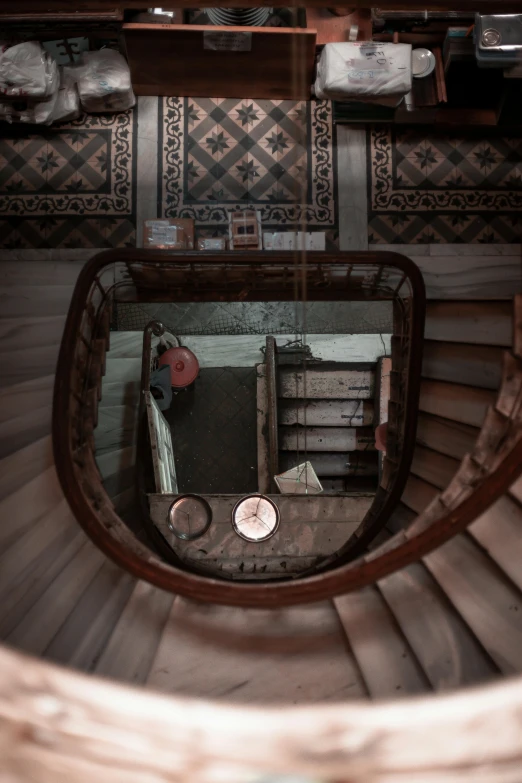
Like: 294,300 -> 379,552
368,126 -> 522,243
0,110 -> 137,249
158,97 -> 339,247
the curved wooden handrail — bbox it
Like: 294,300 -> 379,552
56,248 -> 522,608
1,642 -> 522,783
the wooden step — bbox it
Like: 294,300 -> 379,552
94,580 -> 174,685
401,474 -> 439,515
0,406 -> 52,462
413,252 -> 522,300
0,315 -> 66,348
0,260 -> 85,287
279,450 -> 378,478
278,367 -> 375,400
6,540 -> 105,656
279,426 -> 375,452
423,534 -> 522,674
43,561 -> 136,669
0,345 -> 60,389
147,598 -> 367,702
0,527 -> 85,639
420,380 -> 496,428
411,445 -> 460,491
469,494 -> 522,592
0,435 -> 53,501
0,497 -> 76,600
0,285 -> 75,317
0,374 -> 54,425
422,341 -> 503,391
334,587 -> 429,698
279,399 -> 374,427
377,561 -> 498,690
416,413 -> 479,462
425,301 -> 512,347
0,465 -> 66,552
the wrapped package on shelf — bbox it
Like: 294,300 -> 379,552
314,42 -> 412,103
77,49 -> 136,113
0,41 -> 58,99
51,65 -> 81,123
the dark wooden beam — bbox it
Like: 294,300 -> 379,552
0,0 -> 520,11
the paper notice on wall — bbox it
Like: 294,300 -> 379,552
203,32 -> 252,52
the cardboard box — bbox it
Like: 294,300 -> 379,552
298,231 -> 326,251
143,218 -> 194,250
263,232 -> 295,250
197,237 -> 227,251
263,231 -> 325,251
228,209 -> 262,250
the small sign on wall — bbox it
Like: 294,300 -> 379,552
203,31 -> 252,52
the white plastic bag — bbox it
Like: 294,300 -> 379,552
51,65 -> 81,123
0,41 -> 58,99
77,49 -> 135,113
314,42 -> 412,101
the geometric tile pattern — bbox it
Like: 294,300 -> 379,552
159,97 -> 338,246
0,109 -> 137,248
368,125 -> 522,243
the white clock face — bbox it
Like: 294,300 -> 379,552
232,495 -> 279,542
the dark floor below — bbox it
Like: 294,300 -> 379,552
164,367 -> 258,494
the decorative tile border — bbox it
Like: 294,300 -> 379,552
0,110 -> 137,249
159,97 -> 338,244
368,125 -> 522,243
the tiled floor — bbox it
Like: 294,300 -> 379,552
115,300 -> 393,335
368,126 -> 522,244
158,97 -> 339,246
0,110 -> 137,248
3,94 -> 521,250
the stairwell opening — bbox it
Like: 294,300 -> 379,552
53,249 -> 427,604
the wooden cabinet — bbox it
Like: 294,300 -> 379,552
123,23 -> 316,100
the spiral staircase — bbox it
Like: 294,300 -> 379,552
1,248 -> 522,780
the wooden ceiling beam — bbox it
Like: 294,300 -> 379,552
0,0 -> 520,11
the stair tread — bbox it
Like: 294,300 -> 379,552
0,465 -> 65,550
7,538 -> 105,656
147,597 -> 367,702
0,374 -> 54,424
424,533 -> 522,675
0,284 -> 76,317
0,315 -> 66,347
422,341 -> 503,391
425,301 -> 512,347
334,586 -> 429,698
0,434 -> 53,501
420,379 -> 496,429
411,445 -> 460,492
378,561 -> 498,690
278,367 -> 375,400
94,580 -> 174,684
44,559 -> 135,669
416,412 -> 479,462
469,494 -> 522,593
